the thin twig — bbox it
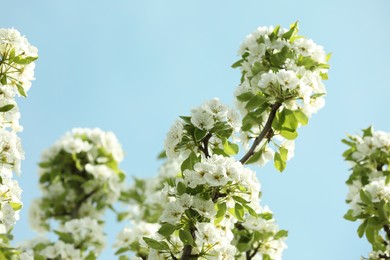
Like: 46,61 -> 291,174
240,102 -> 282,164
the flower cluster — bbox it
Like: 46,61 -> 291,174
114,157 -> 182,258
164,98 -> 241,160
343,127 -> 390,259
0,28 -> 37,259
20,217 -> 105,260
25,128 -> 125,259
0,28 -> 38,98
115,22 -> 329,260
233,22 -> 329,170
126,156 -> 287,259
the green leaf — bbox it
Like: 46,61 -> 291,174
177,181 -> 187,195
274,152 -> 286,172
282,21 -> 298,40
243,204 -> 258,217
85,251 -> 96,260
179,116 -> 192,124
274,230 -> 288,239
194,128 -> 207,142
269,25 -> 280,41
0,251 -> 6,260
181,151 -> 198,172
245,94 -> 267,111
158,223 -> 177,237
233,196 -> 250,204
282,109 -> 298,131
117,212 -> 129,222
293,110 -> 308,126
272,110 -> 285,131
179,229 -> 195,246
280,129 -> 298,140
143,237 -> 170,251
54,231 -> 74,244
320,72 -> 328,80
234,203 -> 245,222
0,76 -> 7,85
157,150 -> 167,159
357,221 -> 367,238
362,126 -> 373,137
343,209 -> 357,221
251,62 -> 267,75
13,55 -> 38,65
115,247 -> 131,255
270,47 -> 289,66
246,150 -> 262,164
9,202 -> 22,211
359,190 -> 372,205
223,139 -> 239,156
326,53 -> 332,62
263,254 -> 271,260
365,224 -> 377,244
16,83 -> 27,97
236,92 -> 254,102
215,202 -> 227,219
9,48 -> 15,60
0,104 -> 14,112
279,147 -> 288,161
231,59 -> 244,68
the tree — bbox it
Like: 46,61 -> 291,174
343,127 -> 390,259
0,22 -> 331,259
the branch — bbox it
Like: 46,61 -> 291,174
240,102 -> 282,164
385,225 -> 390,241
71,188 -> 99,218
180,227 -> 195,260
198,133 -> 212,158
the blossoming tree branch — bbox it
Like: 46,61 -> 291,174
0,21 -> 332,260
0,28 -> 38,260
343,127 -> 390,259
115,22 -> 330,260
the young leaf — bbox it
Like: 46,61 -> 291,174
234,203 -> 245,221
158,223 -> 177,237
215,202 -> 227,219
357,221 -> 367,238
181,151 -> 198,172
274,230 -> 289,239
143,237 -> 169,251
179,229 -> 194,246
176,181 -> 187,195
223,139 -> 239,156
236,92 -> 254,102
0,104 -> 15,112
194,128 -> 207,142
231,59 -> 244,68
245,94 -> 267,111
13,56 -> 38,65
274,152 -> 286,172
16,83 -> 27,97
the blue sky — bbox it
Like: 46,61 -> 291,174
3,0 -> 390,259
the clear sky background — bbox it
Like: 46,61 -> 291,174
3,0 -> 390,259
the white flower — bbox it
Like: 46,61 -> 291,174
195,222 -> 220,245
164,120 -> 184,159
202,98 -> 228,120
114,222 -> 160,249
258,72 -> 278,89
160,201 -> 184,224
226,108 -> 242,132
192,197 -> 216,218
276,70 -> 299,90
191,109 -> 214,130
